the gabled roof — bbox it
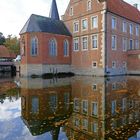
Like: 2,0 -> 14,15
20,14 -> 71,36
107,0 -> 140,24
49,0 -> 60,20
0,45 -> 15,58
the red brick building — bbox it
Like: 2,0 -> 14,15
20,0 -> 140,76
20,0 -> 72,76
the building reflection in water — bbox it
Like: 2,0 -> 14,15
20,76 -> 140,140
20,78 -> 73,139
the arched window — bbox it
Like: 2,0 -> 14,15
31,37 -> 38,56
87,0 -> 91,11
64,40 -> 69,57
49,39 -> 57,56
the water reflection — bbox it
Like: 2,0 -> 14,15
20,78 -> 73,139
0,76 -> 140,139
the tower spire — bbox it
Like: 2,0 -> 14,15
49,0 -> 60,20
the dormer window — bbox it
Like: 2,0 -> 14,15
87,0 -> 91,11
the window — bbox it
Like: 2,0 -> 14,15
74,98 -> 80,111
91,102 -> 98,116
64,92 -> 70,109
49,39 -> 57,56
91,16 -> 98,29
129,24 -> 133,34
129,39 -> 133,50
82,100 -> 88,114
64,40 -> 69,56
122,37 -> 127,52
82,119 -> 88,130
82,19 -> 88,30
123,61 -> 127,69
31,37 -> 38,56
82,36 -> 88,50
91,122 -> 98,133
112,35 -> 117,50
112,83 -> 116,90
112,61 -> 116,69
135,40 -> 139,50
91,34 -> 98,49
50,95 -> 57,112
73,21 -> 79,32
112,17 -> 116,29
31,96 -> 39,114
111,100 -> 116,115
87,0 -> 91,11
92,84 -> 97,91
73,38 -> 79,51
122,21 -> 127,32
69,7 -> 73,16
92,61 -> 97,68
136,25 -> 139,36
74,118 -> 80,127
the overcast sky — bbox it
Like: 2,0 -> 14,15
0,0 -> 139,37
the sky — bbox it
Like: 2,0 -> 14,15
0,0 -> 140,37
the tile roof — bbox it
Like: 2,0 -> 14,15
20,14 -> 71,36
107,0 -> 140,24
0,45 -> 15,58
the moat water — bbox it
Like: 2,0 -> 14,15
0,73 -> 140,140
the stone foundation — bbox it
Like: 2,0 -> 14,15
20,64 -> 71,77
71,66 -> 105,76
21,64 -> 140,77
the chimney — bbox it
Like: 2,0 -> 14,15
133,3 -> 138,9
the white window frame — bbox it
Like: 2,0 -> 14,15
92,61 -> 97,68
74,98 -> 80,112
112,61 -> 116,69
91,102 -> 98,116
112,35 -> 117,50
129,39 -> 133,50
81,36 -> 88,51
112,17 -> 117,29
63,40 -> 69,57
91,122 -> 98,133
112,83 -> 116,90
123,61 -> 127,69
87,0 -> 91,11
91,16 -> 98,29
73,20 -> 79,33
82,119 -> 88,131
81,18 -> 88,31
136,25 -> 139,36
129,23 -> 133,35
135,40 -> 139,50
91,34 -> 98,49
31,36 -> 38,56
73,37 -> 79,51
49,38 -> 57,57
122,21 -> 127,33
74,118 -> 80,127
111,100 -> 116,115
82,100 -> 88,114
122,37 -> 127,52
92,84 -> 97,91
69,7 -> 73,16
